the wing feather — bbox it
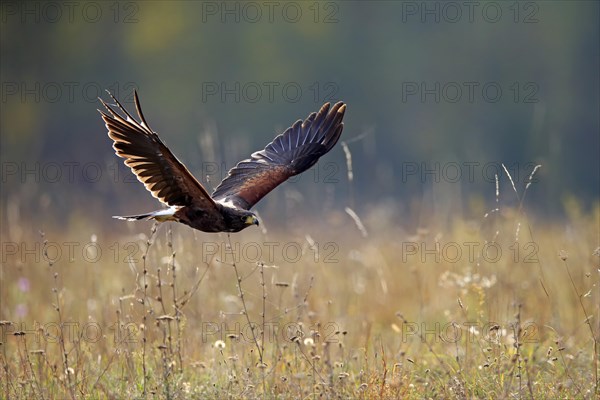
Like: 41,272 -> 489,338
99,91 -> 217,211
212,102 -> 346,210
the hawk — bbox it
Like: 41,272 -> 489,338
99,91 -> 346,233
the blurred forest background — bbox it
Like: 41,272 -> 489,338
1,1 -> 598,234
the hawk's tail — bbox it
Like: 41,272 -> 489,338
113,207 -> 178,222
113,213 -> 154,221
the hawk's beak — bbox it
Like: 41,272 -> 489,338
245,215 -> 259,226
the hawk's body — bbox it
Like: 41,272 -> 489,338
99,91 -> 346,233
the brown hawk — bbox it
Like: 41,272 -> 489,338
99,91 -> 346,233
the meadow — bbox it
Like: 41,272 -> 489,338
1,1 -> 597,398
1,187 -> 599,399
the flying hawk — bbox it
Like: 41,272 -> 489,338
99,91 -> 346,233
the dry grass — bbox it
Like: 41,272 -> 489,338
1,196 -> 599,399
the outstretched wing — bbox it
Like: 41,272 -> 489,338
99,91 -> 217,210
212,102 -> 346,210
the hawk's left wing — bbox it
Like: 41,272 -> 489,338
99,91 -> 218,211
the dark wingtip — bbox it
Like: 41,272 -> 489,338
336,102 -> 346,114
318,102 -> 331,114
97,96 -> 114,115
330,101 -> 346,116
104,89 -> 119,106
133,89 -> 150,129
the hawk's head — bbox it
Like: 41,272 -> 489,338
242,213 -> 259,227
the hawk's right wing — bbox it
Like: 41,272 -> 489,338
212,102 -> 346,210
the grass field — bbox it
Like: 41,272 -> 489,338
1,193 -> 599,399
